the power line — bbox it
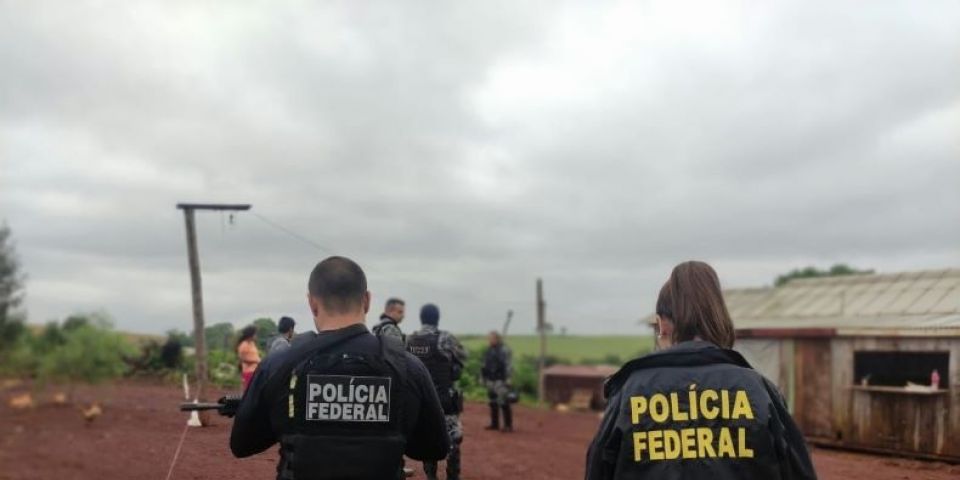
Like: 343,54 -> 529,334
250,212 -> 333,253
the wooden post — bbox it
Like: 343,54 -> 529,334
537,278 -> 546,405
181,207 -> 209,425
176,203 -> 250,426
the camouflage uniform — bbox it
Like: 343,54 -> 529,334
372,314 -> 405,343
482,342 -> 514,430
408,324 -> 467,480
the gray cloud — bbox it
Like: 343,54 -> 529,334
1,0 -> 958,336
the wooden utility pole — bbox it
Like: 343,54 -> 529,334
177,203 -> 251,425
536,278 -> 546,405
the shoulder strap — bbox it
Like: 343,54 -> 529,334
261,324 -> 369,399
379,334 -> 408,383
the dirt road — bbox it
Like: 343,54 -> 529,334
1,382 -> 957,480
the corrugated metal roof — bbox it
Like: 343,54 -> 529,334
642,269 -> 960,335
730,269 -> 960,334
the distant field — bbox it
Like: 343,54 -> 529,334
460,334 -> 653,364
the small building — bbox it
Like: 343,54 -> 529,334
686,269 -> 960,461
543,364 -> 619,410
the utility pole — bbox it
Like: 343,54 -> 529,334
176,202 -> 251,425
536,278 -> 546,405
502,310 -> 514,337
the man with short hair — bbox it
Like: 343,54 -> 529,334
267,316 -> 296,356
373,297 -> 406,342
230,256 -> 449,479
482,330 -> 514,432
407,304 -> 467,480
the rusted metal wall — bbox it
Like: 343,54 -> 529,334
830,337 -> 960,458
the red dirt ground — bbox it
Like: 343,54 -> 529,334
1,381 -> 958,480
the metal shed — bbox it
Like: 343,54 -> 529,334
718,269 -> 960,461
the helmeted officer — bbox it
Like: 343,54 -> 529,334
230,256 -> 450,479
481,331 -> 514,432
585,261 -> 817,480
372,297 -> 406,343
406,303 -> 467,480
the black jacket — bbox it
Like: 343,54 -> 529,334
585,341 -> 816,480
230,324 -> 450,471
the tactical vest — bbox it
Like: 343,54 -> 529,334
272,336 -> 408,480
372,318 -> 404,341
406,332 -> 456,414
482,346 -> 507,381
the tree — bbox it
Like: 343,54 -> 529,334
204,322 -> 235,352
252,317 -> 277,350
775,264 -> 874,287
0,222 -> 25,351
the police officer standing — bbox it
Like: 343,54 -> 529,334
585,261 -> 816,479
406,304 -> 467,480
481,331 -> 514,432
373,297 -> 406,343
230,256 -> 449,479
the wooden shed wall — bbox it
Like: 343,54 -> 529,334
830,337 -> 960,458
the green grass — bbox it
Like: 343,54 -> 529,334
460,334 -> 653,364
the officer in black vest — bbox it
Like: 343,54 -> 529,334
230,256 -> 450,480
406,304 -> 467,480
585,261 -> 816,480
481,331 -> 513,432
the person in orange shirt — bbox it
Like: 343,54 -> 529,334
235,326 -> 261,391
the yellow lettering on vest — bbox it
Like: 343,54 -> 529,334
633,431 -> 648,461
731,390 -> 754,420
738,427 -> 754,458
631,396 -> 647,424
662,429 -> 681,460
649,394 -> 669,423
688,385 -> 699,420
720,390 -> 730,419
717,428 -> 736,458
670,392 -> 689,421
697,428 -> 716,458
680,428 -> 697,459
648,429 -> 665,460
700,390 -> 719,420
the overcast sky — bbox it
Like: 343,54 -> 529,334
2,1 -> 958,336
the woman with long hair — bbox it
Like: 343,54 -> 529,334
585,261 -> 816,480
235,325 -> 261,391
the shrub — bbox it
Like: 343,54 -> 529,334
38,323 -> 136,385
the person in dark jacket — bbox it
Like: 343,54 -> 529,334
585,261 -> 817,480
230,256 -> 450,480
481,331 -> 514,432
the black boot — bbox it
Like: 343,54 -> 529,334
423,461 -> 438,480
446,440 -> 461,480
502,403 -> 513,432
485,402 -> 500,430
